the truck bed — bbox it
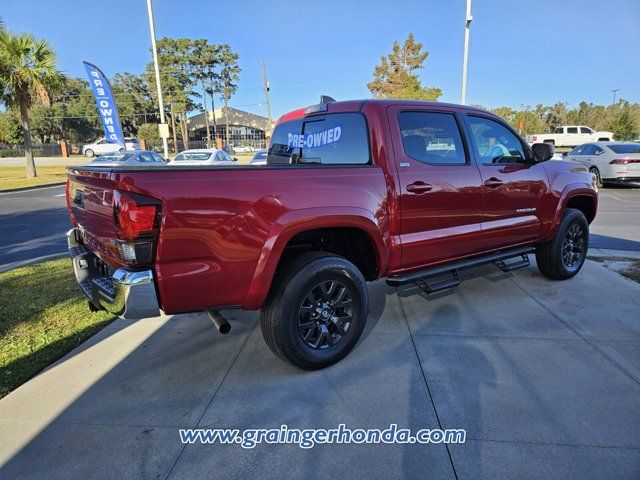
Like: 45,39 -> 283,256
67,164 -> 389,313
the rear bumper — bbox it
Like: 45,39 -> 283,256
67,228 -> 160,319
603,176 -> 640,183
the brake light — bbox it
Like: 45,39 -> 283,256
609,159 -> 640,165
114,190 -> 158,240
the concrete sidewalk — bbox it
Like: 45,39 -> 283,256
0,258 -> 639,479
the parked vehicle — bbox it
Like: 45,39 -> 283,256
168,148 -> 237,166
233,145 -> 253,153
564,142 -> 640,187
250,148 -> 268,165
82,137 -> 140,157
66,98 -> 597,370
87,150 -> 167,167
526,126 -> 613,147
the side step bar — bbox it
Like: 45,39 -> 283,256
386,246 -> 535,288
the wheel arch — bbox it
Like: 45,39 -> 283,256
242,207 -> 388,310
544,186 -> 598,242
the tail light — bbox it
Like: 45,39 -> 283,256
610,159 -> 640,165
113,190 -> 161,265
531,135 -> 537,141
65,179 -> 78,227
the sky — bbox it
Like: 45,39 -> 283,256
2,0 -> 639,119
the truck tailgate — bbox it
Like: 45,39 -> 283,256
67,167 -> 125,268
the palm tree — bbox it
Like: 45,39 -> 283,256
0,29 -> 64,177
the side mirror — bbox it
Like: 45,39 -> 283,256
531,142 -> 554,162
561,152 -> 568,157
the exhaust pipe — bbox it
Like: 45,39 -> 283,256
207,310 -> 231,334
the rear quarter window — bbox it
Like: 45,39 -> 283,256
268,113 -> 370,165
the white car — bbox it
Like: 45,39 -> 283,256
83,138 -> 140,157
563,142 -> 640,187
168,148 -> 237,166
233,145 -> 253,153
526,126 -> 613,148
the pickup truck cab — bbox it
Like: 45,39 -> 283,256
527,125 -> 613,148
66,99 -> 597,369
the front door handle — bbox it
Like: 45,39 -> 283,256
484,177 -> 503,189
407,181 -> 432,194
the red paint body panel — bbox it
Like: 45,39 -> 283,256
66,99 -> 598,315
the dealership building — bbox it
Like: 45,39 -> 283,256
187,107 -> 272,147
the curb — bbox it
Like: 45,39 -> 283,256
0,252 -> 67,273
587,248 -> 640,261
0,182 -> 66,194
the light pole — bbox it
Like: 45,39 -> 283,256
146,0 -> 170,159
460,0 -> 473,105
611,88 -> 619,105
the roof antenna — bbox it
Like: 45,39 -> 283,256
320,95 -> 336,103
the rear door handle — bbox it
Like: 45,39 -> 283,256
484,177 -> 503,189
406,182 -> 432,194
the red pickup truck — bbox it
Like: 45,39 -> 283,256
66,99 -> 597,369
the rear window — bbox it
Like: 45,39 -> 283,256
95,153 -> 132,162
608,143 -> 640,154
173,152 -> 212,161
267,113 -> 369,165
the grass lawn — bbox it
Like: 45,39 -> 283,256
0,258 -> 115,398
0,166 -> 68,191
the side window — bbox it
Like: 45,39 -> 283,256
567,127 -> 578,134
151,153 -> 165,162
594,146 -> 605,156
398,112 -> 466,165
581,145 -> 596,156
570,145 -> 584,155
466,116 -> 526,164
555,127 -> 564,134
580,127 -> 592,134
138,152 -> 154,162
214,152 -> 225,162
267,113 -> 369,165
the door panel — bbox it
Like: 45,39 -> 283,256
388,107 -> 484,269
463,114 -> 549,250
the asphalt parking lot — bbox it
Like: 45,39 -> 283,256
1,257 -> 638,479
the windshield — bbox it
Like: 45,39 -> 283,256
252,150 -> 267,160
173,152 -> 213,161
94,153 -> 132,162
608,144 -> 640,154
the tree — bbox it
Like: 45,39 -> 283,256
145,38 -> 198,152
0,110 -> 21,144
137,122 -> 162,147
213,44 -> 240,147
190,40 -> 219,145
367,33 -> 441,101
112,72 -> 157,135
608,101 -> 638,141
0,29 -> 64,177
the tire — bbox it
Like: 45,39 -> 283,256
589,167 -> 603,188
536,208 -> 589,280
84,149 -> 94,158
260,252 -> 368,370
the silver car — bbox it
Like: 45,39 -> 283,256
564,142 -> 640,187
168,148 -> 237,166
88,150 -> 167,167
